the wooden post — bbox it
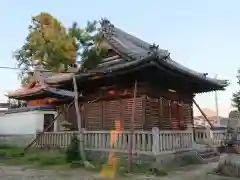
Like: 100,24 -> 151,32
169,100 -> 172,128
128,80 -> 137,172
73,75 -> 86,161
193,99 -> 214,129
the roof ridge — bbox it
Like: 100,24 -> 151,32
100,19 -> 229,88
100,19 -> 167,62
101,19 -> 168,54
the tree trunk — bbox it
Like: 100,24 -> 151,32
72,75 -> 86,161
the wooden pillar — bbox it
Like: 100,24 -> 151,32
178,101 -> 185,130
53,117 -> 60,132
128,80 -> 137,173
159,97 -> 163,129
169,100 -> 172,129
73,75 -> 86,161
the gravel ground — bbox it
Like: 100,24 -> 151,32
0,163 -> 237,180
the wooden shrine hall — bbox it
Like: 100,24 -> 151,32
7,20 -> 229,132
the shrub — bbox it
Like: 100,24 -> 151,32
65,134 -> 81,163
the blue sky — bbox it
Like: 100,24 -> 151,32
0,0 -> 239,116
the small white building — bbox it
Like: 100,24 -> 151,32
0,106 -> 56,135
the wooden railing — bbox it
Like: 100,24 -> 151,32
194,127 -> 227,147
84,130 -> 153,154
35,127 -> 194,155
2,127 -> 238,155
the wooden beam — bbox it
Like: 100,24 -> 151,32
193,99 -> 214,129
73,75 -> 86,161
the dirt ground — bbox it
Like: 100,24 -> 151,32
0,163 -> 237,180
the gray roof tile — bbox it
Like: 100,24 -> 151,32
100,19 -> 229,88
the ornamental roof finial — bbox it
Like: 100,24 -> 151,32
149,43 -> 159,51
100,18 -> 114,34
100,18 -> 111,26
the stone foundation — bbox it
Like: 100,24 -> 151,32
85,151 -> 155,165
155,151 -> 198,166
86,150 -> 199,168
217,154 -> 240,177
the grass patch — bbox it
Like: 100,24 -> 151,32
0,143 -> 65,167
0,143 -> 197,177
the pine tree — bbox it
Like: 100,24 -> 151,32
14,12 -> 104,84
232,69 -> 240,111
14,12 -> 76,82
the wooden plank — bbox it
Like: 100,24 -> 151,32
122,98 -> 143,130
145,98 -> 160,130
103,100 -> 121,130
84,102 -> 103,130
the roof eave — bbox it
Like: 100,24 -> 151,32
100,20 -> 230,91
153,57 -> 229,91
6,87 -> 74,101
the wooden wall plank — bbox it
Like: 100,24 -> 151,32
122,97 -> 143,130
144,98 -> 160,130
103,100 -> 121,130
84,102 -> 103,130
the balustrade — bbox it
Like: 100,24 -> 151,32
34,127 -> 194,155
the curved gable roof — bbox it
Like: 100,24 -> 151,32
100,19 -> 229,89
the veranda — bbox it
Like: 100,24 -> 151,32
34,127 -> 228,156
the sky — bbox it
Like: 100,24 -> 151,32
0,0 -> 239,117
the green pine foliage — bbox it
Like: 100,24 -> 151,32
68,20 -> 106,71
14,12 -> 105,84
14,12 -> 76,83
232,69 -> 240,111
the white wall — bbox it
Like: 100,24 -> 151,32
0,111 -> 56,134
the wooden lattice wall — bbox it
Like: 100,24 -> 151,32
83,95 -> 193,130
83,97 -> 144,130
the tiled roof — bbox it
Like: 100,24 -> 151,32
7,19 -> 229,98
7,86 -> 74,99
98,19 -> 229,88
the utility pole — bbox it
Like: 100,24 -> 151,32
215,74 -> 219,125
